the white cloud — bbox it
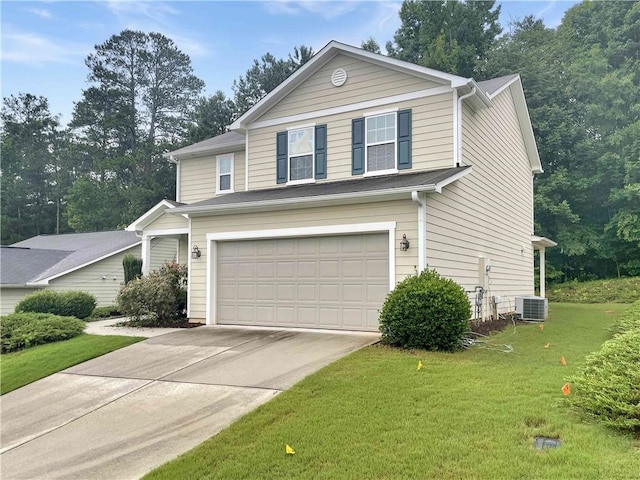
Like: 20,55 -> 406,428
1,29 -> 87,66
106,0 -> 179,24
264,0 -> 359,21
27,8 -> 53,19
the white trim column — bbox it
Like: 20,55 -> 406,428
141,235 -> 152,275
539,246 -> 546,298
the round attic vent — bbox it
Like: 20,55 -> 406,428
331,68 -> 348,87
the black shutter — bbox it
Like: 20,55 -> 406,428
276,131 -> 287,184
315,125 -> 327,179
352,118 -> 365,175
397,109 -> 412,170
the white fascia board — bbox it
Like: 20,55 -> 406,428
509,83 -> 544,174
170,141 -> 245,160
433,166 -> 473,193
231,40 -> 469,130
142,228 -> 189,238
248,86 -> 452,130
173,184 -> 438,217
28,242 -> 142,285
531,235 -> 557,248
126,200 -> 177,231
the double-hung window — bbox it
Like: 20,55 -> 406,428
288,127 -> 314,182
352,109 -> 411,176
216,153 -> 234,193
276,125 -> 327,184
366,113 -> 396,173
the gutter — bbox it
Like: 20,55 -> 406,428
456,87 -> 476,166
167,155 -> 181,202
411,191 -> 427,272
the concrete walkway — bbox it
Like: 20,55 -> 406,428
84,317 -> 184,337
1,326 -> 379,480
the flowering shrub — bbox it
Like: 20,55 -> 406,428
117,262 -> 187,326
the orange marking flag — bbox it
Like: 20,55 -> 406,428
562,383 -> 571,396
561,356 -> 567,366
539,324 -> 544,330
417,360 -> 423,371
285,444 -> 295,455
544,342 -> 551,348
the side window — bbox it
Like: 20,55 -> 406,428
288,127 -> 314,181
216,153 -> 234,193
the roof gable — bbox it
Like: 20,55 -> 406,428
126,199 -> 184,232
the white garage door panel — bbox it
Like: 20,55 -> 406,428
216,234 -> 388,331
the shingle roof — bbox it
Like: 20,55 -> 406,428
173,166 -> 470,214
167,131 -> 245,158
7,231 -> 140,284
1,247 -> 73,286
477,74 -> 519,97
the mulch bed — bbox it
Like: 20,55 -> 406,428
470,315 -> 517,336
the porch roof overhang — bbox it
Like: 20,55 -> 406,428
532,235 -> 557,249
169,166 -> 471,217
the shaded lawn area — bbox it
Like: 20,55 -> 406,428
1,334 -> 144,394
145,304 -> 640,480
546,276 -> 640,303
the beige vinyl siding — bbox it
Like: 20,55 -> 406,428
425,86 -> 534,314
1,288 -> 41,315
149,237 -> 178,271
48,246 -> 141,306
187,199 -> 418,321
249,93 -> 454,189
179,150 -> 245,204
144,212 -> 188,231
259,54 -> 443,122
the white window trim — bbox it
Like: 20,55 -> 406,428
205,222 -> 397,325
364,112 -> 397,176
286,126 -> 315,185
216,153 -> 234,194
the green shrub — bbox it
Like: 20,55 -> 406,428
610,299 -> 640,336
123,253 -> 143,284
379,269 -> 471,351
91,305 -> 122,319
1,312 -> 85,353
568,327 -> 640,434
117,262 -> 187,327
15,290 -> 96,319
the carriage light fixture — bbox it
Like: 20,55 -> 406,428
191,245 -> 201,259
400,234 -> 410,251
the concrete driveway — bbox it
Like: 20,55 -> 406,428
1,327 -> 378,480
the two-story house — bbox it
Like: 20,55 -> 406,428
127,41 -> 555,331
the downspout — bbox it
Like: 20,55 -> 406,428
244,128 -> 249,191
168,155 -> 181,202
411,191 -> 427,272
456,87 -> 476,166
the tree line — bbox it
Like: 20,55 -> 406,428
2,1 -> 639,282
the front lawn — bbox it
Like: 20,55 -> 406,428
145,303 -> 640,479
1,333 -> 143,394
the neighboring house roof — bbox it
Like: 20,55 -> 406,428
166,131 -> 245,159
0,247 -> 72,287
7,231 -> 141,285
171,166 -> 471,215
477,74 -> 520,98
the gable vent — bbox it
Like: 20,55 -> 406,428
331,68 -> 348,87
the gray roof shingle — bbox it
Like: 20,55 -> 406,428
168,131 -> 245,158
173,166 -> 470,213
7,231 -> 140,284
477,74 -> 519,97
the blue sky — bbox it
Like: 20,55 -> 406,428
1,1 -> 581,126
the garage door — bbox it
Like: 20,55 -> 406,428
216,233 -> 389,331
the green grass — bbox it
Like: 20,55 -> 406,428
547,276 -> 640,303
1,333 -> 143,394
145,304 -> 640,480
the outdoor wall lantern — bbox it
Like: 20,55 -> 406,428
191,245 -> 201,259
400,234 -> 410,251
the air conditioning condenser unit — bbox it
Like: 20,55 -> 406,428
515,296 -> 548,321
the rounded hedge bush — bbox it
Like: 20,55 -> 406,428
1,312 -> 85,353
568,327 -> 640,434
15,290 -> 96,319
379,269 -> 471,351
